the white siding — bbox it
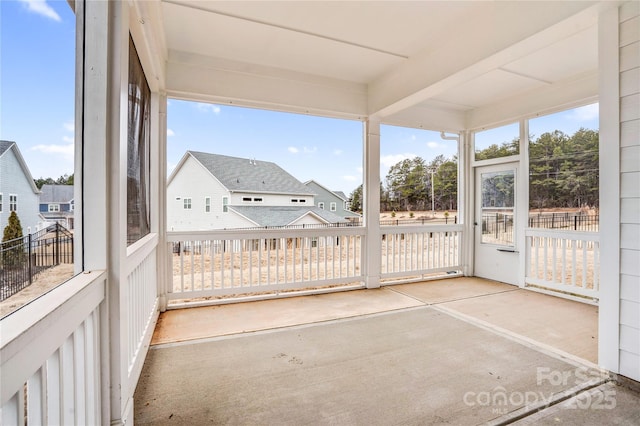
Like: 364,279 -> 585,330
0,148 -> 40,234
618,0 -> 640,382
167,156 -> 233,230
230,192 -> 313,206
289,213 -> 328,226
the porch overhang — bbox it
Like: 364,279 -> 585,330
132,0 -> 610,129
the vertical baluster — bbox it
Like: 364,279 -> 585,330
561,238 -> 567,285
61,336 -> 75,425
533,236 -> 539,279
259,237 -> 263,286
594,240 -> 600,291
27,367 -> 44,425
551,237 -> 557,284
571,239 -> 577,287
339,235 -> 343,278
230,240 -> 235,288
46,349 -> 61,423
74,324 -> 86,424
582,238 -> 588,289
324,236 -> 328,281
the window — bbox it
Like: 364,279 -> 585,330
299,199 -> 306,203
205,197 -> 211,212
0,193 -> 2,213
183,198 -> 192,209
222,197 -> 229,212
48,204 -> 60,212
330,202 -> 337,211
291,199 -> 298,203
70,201 -> 74,211
9,194 -> 17,212
318,202 -> 324,209
243,197 -> 252,202
126,36 -> 151,245
253,197 -> 263,202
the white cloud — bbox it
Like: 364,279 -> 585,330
426,141 -> 441,149
19,0 -> 61,21
62,136 -> 74,143
334,149 -> 343,156
31,143 -> 74,162
195,103 -> 221,114
303,146 -> 317,154
567,104 -> 599,122
411,135 -> 417,141
63,120 -> 74,132
167,129 -> 175,137
380,153 -> 417,168
343,175 -> 359,182
357,167 -> 363,173
288,146 -> 299,154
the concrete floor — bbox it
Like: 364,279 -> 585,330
136,278 -> 638,425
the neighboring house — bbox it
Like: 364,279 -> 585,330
39,184 -> 75,230
304,180 -> 361,221
0,140 -> 41,235
167,151 -> 347,230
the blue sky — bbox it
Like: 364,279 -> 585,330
2,0 -> 598,197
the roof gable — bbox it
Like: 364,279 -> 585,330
229,206 -> 346,228
304,179 -> 347,201
189,151 -> 314,195
0,140 -> 40,194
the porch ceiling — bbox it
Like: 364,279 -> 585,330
137,1 -> 609,130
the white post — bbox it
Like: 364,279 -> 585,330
517,118 -> 530,288
363,119 -> 381,288
598,5 -> 621,375
462,130 -> 475,276
158,94 -> 168,311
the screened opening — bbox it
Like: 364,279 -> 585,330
528,104 -> 599,231
474,122 -> 520,161
0,2 -> 77,316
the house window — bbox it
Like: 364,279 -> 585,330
318,202 -> 324,210
291,199 -> 298,203
243,197 -> 252,202
299,199 -> 306,203
0,193 -> 2,213
70,201 -> 74,211
222,197 -> 229,212
205,197 -> 211,212
126,36 -> 151,245
330,202 -> 337,211
49,204 -> 60,212
253,197 -> 263,202
9,194 -> 17,212
183,198 -> 192,209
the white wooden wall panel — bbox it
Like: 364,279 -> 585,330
617,1 -> 640,383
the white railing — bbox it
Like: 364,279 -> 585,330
1,270 -> 107,425
167,227 -> 366,302
381,225 -> 463,282
525,228 -> 599,303
124,234 -> 159,402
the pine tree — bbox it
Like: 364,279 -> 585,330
2,211 -> 25,268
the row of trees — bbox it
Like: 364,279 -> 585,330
349,154 -> 458,213
34,174 -> 74,189
348,128 -> 598,213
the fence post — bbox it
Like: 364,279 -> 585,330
55,224 -> 60,265
28,233 -> 33,284
574,215 -> 578,231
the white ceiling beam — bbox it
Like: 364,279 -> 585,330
380,104 -> 465,133
165,50 -> 368,119
465,71 -> 598,130
129,0 -> 167,91
368,2 -> 609,119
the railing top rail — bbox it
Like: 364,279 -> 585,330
381,224 -> 464,234
167,226 -> 366,241
524,227 -> 599,240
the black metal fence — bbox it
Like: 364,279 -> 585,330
528,213 -> 599,232
0,224 -> 73,301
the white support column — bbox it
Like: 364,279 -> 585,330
598,5 -> 621,375
517,119 -> 530,288
363,119 -> 381,288
157,93 -> 168,312
462,130 -> 475,276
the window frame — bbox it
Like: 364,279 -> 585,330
48,204 -> 61,213
222,197 -> 229,212
330,202 -> 337,212
204,196 -> 211,212
318,202 -> 324,209
9,194 -> 17,212
183,198 -> 192,209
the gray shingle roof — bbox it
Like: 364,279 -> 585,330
189,151 -> 314,195
333,191 -> 347,200
40,184 -> 74,203
0,140 -> 15,156
230,206 -> 347,227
